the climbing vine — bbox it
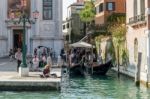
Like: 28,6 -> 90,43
107,13 -> 129,66
94,13 -> 129,66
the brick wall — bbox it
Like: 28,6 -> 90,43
95,0 -> 126,25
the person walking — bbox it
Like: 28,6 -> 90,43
34,48 -> 37,56
15,48 -> 22,72
9,49 -> 14,61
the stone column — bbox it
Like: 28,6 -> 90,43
58,0 -> 63,37
144,0 -> 150,84
7,29 -> 12,51
27,29 -> 31,55
36,0 -> 41,36
144,30 -> 150,83
148,0 -> 150,29
32,0 -> 38,37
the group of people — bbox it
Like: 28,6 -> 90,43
9,47 -> 53,77
31,47 -> 53,72
9,48 -> 19,62
68,48 -> 97,67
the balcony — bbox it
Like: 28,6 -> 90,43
128,15 -> 146,27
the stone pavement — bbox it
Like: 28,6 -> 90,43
0,57 -> 62,91
0,57 -> 17,71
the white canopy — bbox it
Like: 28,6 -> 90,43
70,41 -> 93,48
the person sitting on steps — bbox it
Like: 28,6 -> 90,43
40,55 -> 52,78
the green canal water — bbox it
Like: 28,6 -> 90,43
0,70 -> 150,99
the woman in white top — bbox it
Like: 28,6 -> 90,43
32,55 -> 39,71
15,48 -> 22,72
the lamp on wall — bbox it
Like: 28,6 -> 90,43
33,10 -> 39,20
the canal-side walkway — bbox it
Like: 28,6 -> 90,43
0,68 -> 61,91
112,66 -> 135,78
0,56 -> 62,91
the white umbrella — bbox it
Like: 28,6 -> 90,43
70,41 -> 93,48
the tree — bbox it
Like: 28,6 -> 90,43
79,1 -> 95,22
79,1 -> 95,35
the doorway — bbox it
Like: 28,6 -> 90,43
13,29 -> 23,49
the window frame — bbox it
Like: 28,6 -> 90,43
106,2 -> 115,11
140,0 -> 145,15
99,3 -> 103,13
134,0 -> 137,16
43,0 -> 53,20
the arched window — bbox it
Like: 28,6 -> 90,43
134,38 -> 138,62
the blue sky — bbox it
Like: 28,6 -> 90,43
63,0 -> 76,20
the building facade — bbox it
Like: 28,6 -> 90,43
0,0 -> 63,57
64,0 -> 84,43
94,0 -> 126,25
126,0 -> 150,85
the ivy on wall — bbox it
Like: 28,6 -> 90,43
95,13 -> 129,67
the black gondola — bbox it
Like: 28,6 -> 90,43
69,61 -> 113,77
91,60 -> 113,75
69,64 -> 84,77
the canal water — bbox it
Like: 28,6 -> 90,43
0,70 -> 150,99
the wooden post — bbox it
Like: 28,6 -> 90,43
117,46 -> 120,76
91,46 -> 93,74
135,52 -> 142,86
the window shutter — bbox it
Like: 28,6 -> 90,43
112,2 -> 115,11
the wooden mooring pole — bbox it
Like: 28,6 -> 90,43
117,46 -> 120,76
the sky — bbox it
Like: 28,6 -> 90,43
63,0 -> 76,20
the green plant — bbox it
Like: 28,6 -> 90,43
107,41 -> 116,65
121,49 -> 129,67
79,1 -> 95,23
79,1 -> 95,37
107,13 -> 127,66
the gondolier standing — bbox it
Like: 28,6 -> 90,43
15,48 -> 22,72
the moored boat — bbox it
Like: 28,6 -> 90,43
91,61 -> 113,75
69,64 -> 84,77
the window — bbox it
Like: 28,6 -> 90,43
43,0 -> 52,20
63,25 -> 66,30
134,0 -> 137,16
99,3 -> 103,13
95,6 -> 99,14
106,2 -> 115,11
67,23 -> 69,28
140,0 -> 145,15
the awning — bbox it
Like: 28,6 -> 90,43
70,41 -> 93,48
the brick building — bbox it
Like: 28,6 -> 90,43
94,0 -> 126,25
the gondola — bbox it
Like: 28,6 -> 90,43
69,60 -> 113,77
91,60 -> 113,75
69,64 -> 84,77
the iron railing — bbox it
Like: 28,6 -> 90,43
129,14 -> 146,24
